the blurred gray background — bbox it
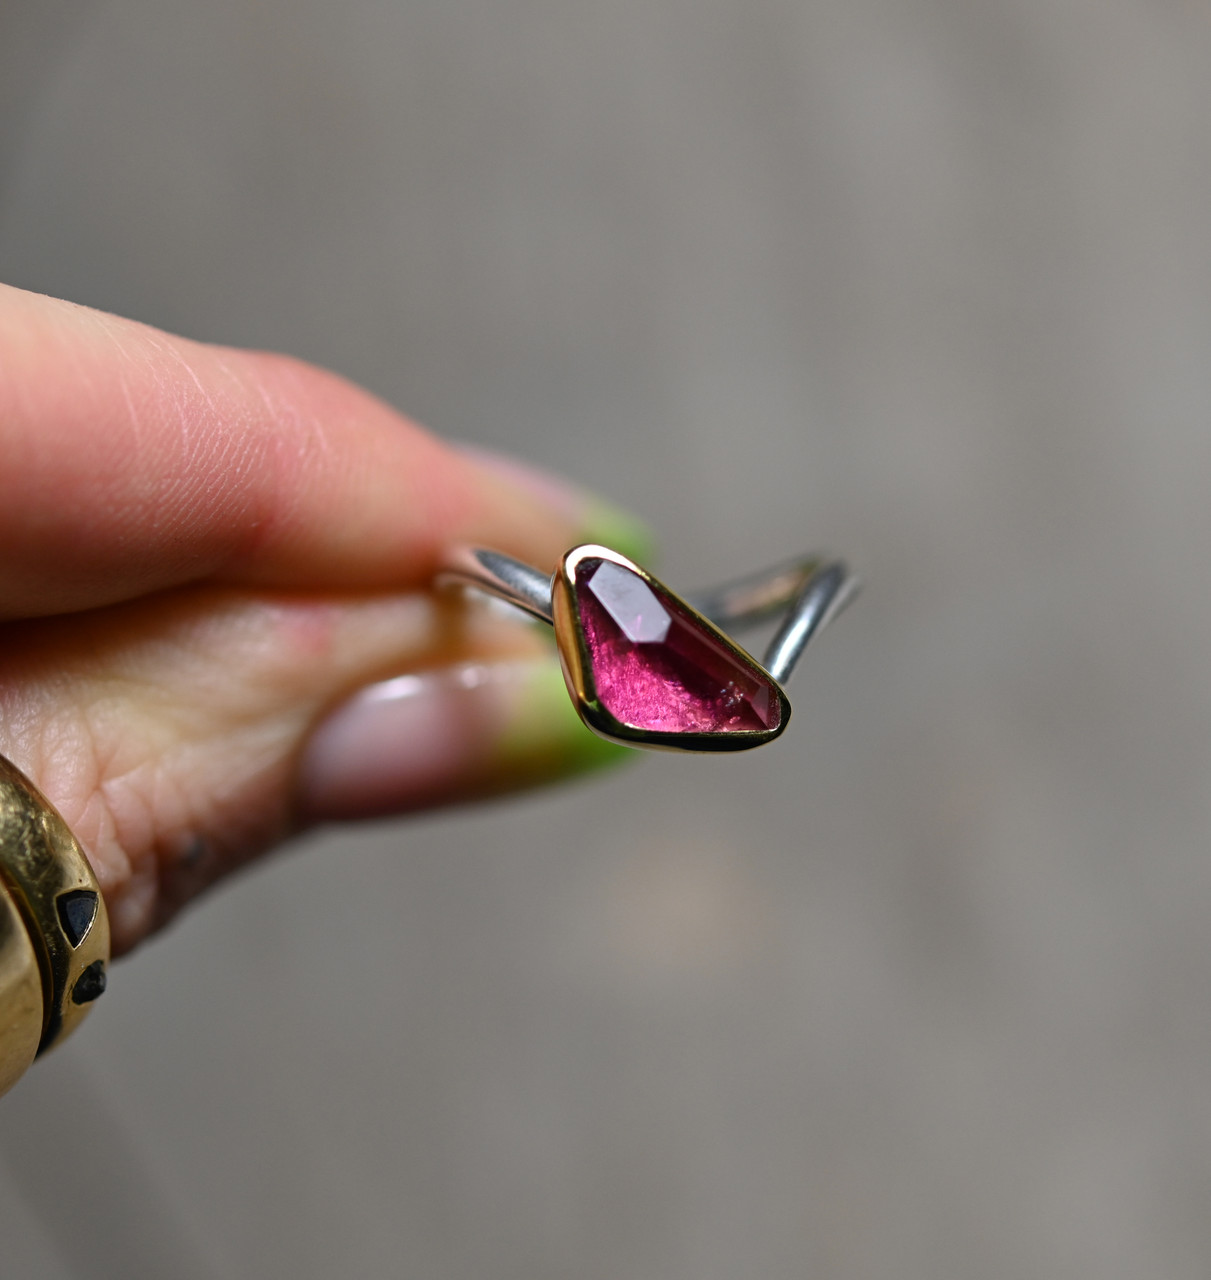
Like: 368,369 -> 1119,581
2,1 -> 1211,1276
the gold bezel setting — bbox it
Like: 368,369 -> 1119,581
0,755 -> 110,1058
439,541 -> 855,754
551,545 -> 792,753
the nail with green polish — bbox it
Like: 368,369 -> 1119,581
491,657 -> 633,783
577,498 -> 656,569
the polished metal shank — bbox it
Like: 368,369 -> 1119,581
0,755 -> 110,1062
0,882 -> 42,1096
440,546 -> 856,687
437,547 -> 554,622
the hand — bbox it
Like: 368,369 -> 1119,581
0,283 -> 649,954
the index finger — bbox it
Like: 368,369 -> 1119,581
0,283 -> 646,617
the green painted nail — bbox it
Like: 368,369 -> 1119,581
493,656 -> 633,781
578,499 -> 657,568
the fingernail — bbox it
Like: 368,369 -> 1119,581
456,443 -> 656,566
298,656 -> 628,821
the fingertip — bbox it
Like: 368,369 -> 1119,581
490,656 -> 632,780
296,655 -> 631,823
0,282 -> 656,614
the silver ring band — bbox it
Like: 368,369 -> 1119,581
440,544 -> 857,752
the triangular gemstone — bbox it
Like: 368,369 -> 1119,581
56,890 -> 98,948
570,555 -> 784,738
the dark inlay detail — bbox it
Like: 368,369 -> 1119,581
71,960 -> 107,1005
57,890 -> 98,948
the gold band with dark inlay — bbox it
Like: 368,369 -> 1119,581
0,754 -> 109,1097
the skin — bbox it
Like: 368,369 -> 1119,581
0,283 -> 650,955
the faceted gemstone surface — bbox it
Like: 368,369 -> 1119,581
57,890 -> 98,948
575,558 -> 781,734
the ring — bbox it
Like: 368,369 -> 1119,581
0,754 -> 110,1097
440,544 -> 857,752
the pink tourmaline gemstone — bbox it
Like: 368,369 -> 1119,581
575,558 -> 781,734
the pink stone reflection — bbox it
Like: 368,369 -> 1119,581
576,559 -> 780,734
